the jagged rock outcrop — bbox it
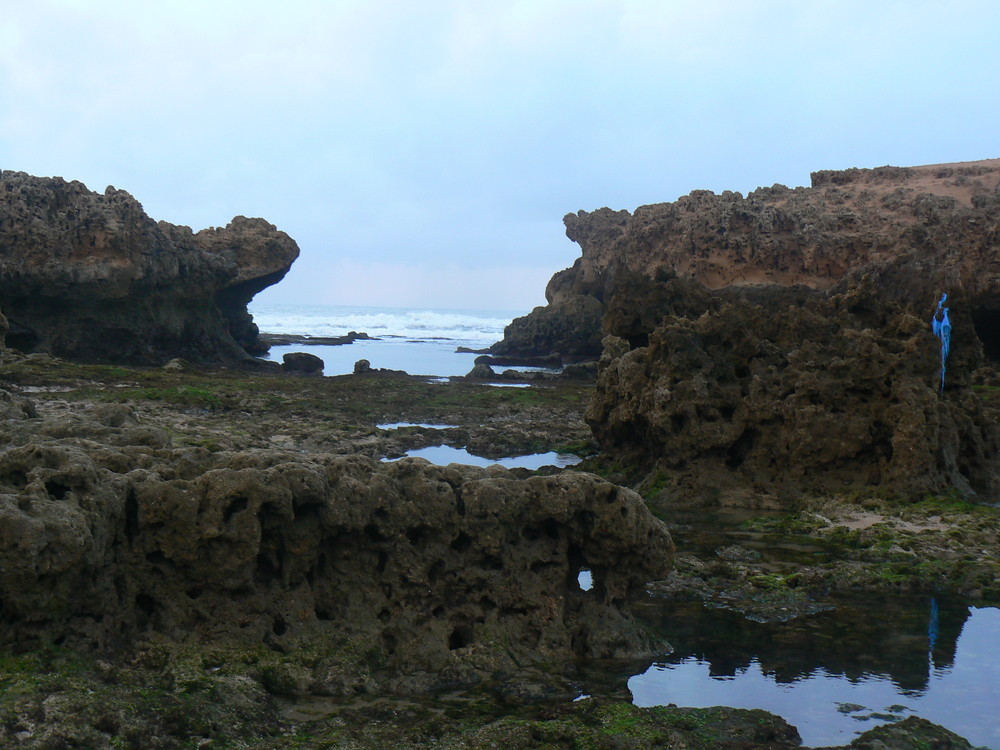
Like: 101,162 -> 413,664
498,160 -> 1000,501
0,171 -> 298,364
0,392 -> 673,692
490,291 -> 605,362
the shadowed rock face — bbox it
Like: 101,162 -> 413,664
495,160 -> 1000,500
0,394 -> 673,692
0,171 -> 298,364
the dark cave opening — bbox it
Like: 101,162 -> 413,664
972,307 -> 1000,362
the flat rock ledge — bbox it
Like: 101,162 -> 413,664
0,390 -> 673,694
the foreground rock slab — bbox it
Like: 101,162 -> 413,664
0,388 -> 672,692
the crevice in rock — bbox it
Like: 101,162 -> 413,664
972,306 -> 1000,361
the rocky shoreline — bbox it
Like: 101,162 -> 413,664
3,162 -> 998,748
0,354 -> 994,748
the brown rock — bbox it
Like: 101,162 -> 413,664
0,171 -> 299,364
281,351 -> 324,375
0,404 -> 673,690
500,159 -> 1000,501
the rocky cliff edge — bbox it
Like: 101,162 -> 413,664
493,159 -> 1000,502
0,171 -> 299,364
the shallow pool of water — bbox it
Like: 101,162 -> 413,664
630,599 -> 999,748
630,507 -> 1000,747
384,444 -> 583,470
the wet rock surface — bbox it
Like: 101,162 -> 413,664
0,171 -> 299,364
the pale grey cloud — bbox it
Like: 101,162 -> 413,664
3,0 -> 999,310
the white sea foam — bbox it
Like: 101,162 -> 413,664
248,303 -> 521,346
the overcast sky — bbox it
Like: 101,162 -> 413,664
3,1 -> 998,311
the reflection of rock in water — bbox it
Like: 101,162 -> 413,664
635,596 -> 970,693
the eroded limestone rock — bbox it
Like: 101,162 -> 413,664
493,160 -> 1000,501
0,171 -> 299,364
0,398 -> 673,692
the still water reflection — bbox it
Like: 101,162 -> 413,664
385,444 -> 584,470
630,596 -> 999,748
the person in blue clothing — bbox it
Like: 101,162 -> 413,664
932,293 -> 951,393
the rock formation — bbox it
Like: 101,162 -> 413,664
0,391 -> 673,692
281,350 -> 325,375
0,171 -> 298,364
496,160 -> 1000,501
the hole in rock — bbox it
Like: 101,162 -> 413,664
44,480 -> 70,500
448,625 -> 473,650
93,715 -> 119,734
223,496 -> 249,523
406,527 -> 429,546
145,550 -> 171,567
628,333 -> 649,349
365,524 -> 386,542
972,306 -> 1000,362
450,532 -> 472,552
578,570 -> 594,591
4,320 -> 39,353
1,470 -> 28,491
272,615 -> 287,636
256,552 -> 280,579
135,593 -> 157,624
542,518 -> 561,540
725,428 -> 758,469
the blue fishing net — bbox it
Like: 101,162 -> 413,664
931,294 -> 951,393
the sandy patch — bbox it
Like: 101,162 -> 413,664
818,510 -> 949,533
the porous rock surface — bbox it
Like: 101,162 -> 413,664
496,160 -> 1000,501
0,390 -> 672,692
0,171 -> 299,363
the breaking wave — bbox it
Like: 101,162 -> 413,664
248,303 -> 522,347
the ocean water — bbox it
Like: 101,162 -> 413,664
249,303 -> 526,377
